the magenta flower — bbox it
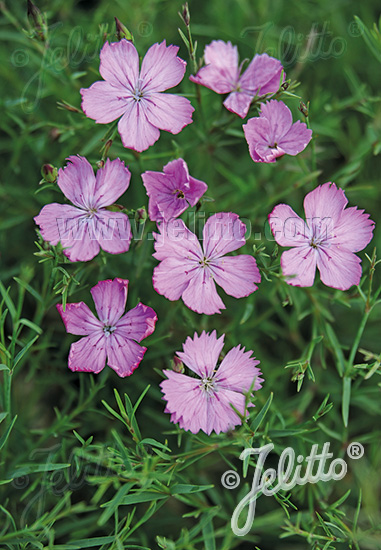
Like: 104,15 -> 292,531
243,100 -> 312,163
80,39 -> 194,152
57,278 -> 157,377
269,182 -> 375,290
142,158 -> 207,223
152,212 -> 261,314
160,331 -> 264,435
189,40 -> 285,118
34,156 -> 132,262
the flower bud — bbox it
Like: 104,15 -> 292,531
172,356 -> 184,373
299,101 -> 309,117
180,3 -> 190,26
135,206 -> 147,224
41,164 -> 58,183
27,0 -> 47,42
114,17 -> 134,42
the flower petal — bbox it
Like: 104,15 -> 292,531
94,211 -> 132,255
144,93 -> 194,134
56,156 -> 97,208
152,219 -> 203,262
259,100 -> 293,142
153,257 -> 198,301
181,267 -> 226,315
141,41 -> 186,93
317,247 -> 362,290
68,333 -> 107,374
210,255 -> 260,298
239,53 -> 284,95
203,212 -> 247,259
303,182 -> 348,225
281,246 -> 317,287
62,220 -> 101,262
116,303 -> 157,342
243,116 -> 275,163
176,330 -> 224,378
216,345 -> 263,392
34,203 -> 83,247
268,204 -> 309,247
93,158 -> 131,208
90,278 -> 128,326
278,120 -> 312,156
80,81 -> 129,124
99,39 -> 139,91
223,91 -> 252,118
57,302 -> 102,335
106,334 -> 146,377
331,207 -> 375,252
118,100 -> 160,152
189,40 -> 239,94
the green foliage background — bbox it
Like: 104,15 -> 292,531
0,0 -> 380,548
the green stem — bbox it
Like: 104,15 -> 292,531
347,311 -> 370,371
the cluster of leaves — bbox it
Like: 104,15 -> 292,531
0,0 -> 381,549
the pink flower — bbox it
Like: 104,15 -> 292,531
34,156 -> 132,262
160,331 -> 264,435
142,158 -> 207,222
57,278 -> 157,377
243,100 -> 312,163
152,212 -> 261,314
80,39 -> 194,152
269,182 -> 375,290
190,40 -> 285,118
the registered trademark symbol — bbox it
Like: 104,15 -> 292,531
347,442 -> 364,459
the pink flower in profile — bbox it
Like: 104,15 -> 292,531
57,279 -> 157,377
269,182 -> 375,290
152,212 -> 261,314
243,100 -> 312,163
190,40 -> 285,118
142,158 -> 207,223
34,156 -> 132,262
80,39 -> 194,152
160,331 -> 264,435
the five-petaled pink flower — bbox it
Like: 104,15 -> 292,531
243,100 -> 312,163
34,156 -> 132,262
160,331 -> 264,435
142,158 -> 207,223
269,182 -> 375,290
57,278 -> 157,377
80,39 -> 194,152
152,212 -> 261,314
190,40 -> 285,118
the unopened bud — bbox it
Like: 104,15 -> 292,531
115,17 -> 134,42
135,206 -> 147,223
41,164 -> 58,183
281,80 -> 289,91
180,2 -> 190,26
299,101 -> 309,117
27,0 -> 47,42
172,356 -> 184,373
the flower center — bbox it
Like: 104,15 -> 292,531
198,256 -> 210,268
132,79 -> 145,102
200,376 -> 216,394
268,142 -> 278,149
174,189 -> 185,199
85,207 -> 98,219
103,325 -> 116,337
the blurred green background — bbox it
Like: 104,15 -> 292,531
0,0 -> 380,548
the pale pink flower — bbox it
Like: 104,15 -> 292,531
34,156 -> 132,262
57,278 -> 157,377
80,39 -> 194,152
152,212 -> 261,314
243,100 -> 312,163
142,158 -> 207,222
160,331 -> 264,435
269,182 -> 375,290
190,40 -> 285,118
